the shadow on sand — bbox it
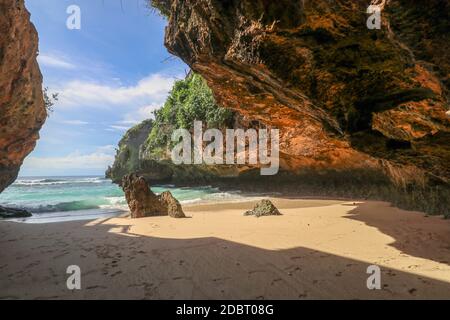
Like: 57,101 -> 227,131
1,202 -> 450,300
346,201 -> 450,267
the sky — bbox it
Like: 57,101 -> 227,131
20,0 -> 188,176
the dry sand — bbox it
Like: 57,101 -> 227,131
1,198 -> 450,299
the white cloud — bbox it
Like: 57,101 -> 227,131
57,73 -> 177,109
60,120 -> 89,125
105,104 -> 160,132
96,145 -> 116,153
22,146 -> 116,172
38,54 -> 76,70
108,125 -> 130,131
119,104 -> 160,126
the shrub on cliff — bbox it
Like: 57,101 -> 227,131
147,0 -> 171,18
144,73 -> 233,159
107,73 -> 234,181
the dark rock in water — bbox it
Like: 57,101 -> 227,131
122,174 -> 185,219
244,200 -> 281,218
0,206 -> 32,219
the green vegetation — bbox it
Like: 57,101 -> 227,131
43,87 -> 58,116
147,0 -> 171,18
144,72 -> 233,159
107,72 -> 234,183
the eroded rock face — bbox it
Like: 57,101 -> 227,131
122,174 -> 185,218
159,191 -> 186,218
106,120 -> 157,184
0,0 -> 46,192
162,0 -> 450,183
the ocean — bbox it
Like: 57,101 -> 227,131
0,176 -> 246,223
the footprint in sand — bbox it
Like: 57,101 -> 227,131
212,277 -> 231,283
408,288 -> 417,295
248,270 -> 266,275
386,270 -> 397,277
25,261 -> 40,268
110,271 -> 122,277
271,278 -> 283,286
86,285 -> 107,290
346,263 -> 355,267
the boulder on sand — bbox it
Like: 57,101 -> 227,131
122,174 -> 185,219
244,199 -> 282,217
159,191 -> 186,218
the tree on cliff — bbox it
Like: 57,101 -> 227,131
43,87 -> 59,116
145,73 -> 233,158
147,0 -> 171,17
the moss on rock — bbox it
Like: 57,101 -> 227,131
244,200 -> 282,217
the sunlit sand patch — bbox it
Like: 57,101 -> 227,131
89,199 -> 450,285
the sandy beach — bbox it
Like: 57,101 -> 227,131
1,198 -> 450,299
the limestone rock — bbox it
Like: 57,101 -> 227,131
122,174 -> 185,218
0,0 -> 46,193
122,174 -> 160,218
159,191 -> 186,218
161,0 -> 450,183
244,200 -> 282,217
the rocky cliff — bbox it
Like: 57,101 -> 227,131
156,0 -> 449,185
106,119 -> 154,183
107,73 -> 258,185
0,0 -> 46,192
108,0 -> 450,215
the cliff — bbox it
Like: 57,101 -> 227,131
0,0 -> 46,192
107,73 -> 254,185
110,0 -> 450,215
106,0 -> 450,215
157,0 -> 449,184
106,119 -> 154,183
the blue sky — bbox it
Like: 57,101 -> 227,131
20,0 -> 187,176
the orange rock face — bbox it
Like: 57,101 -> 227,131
162,0 -> 450,183
0,0 -> 46,192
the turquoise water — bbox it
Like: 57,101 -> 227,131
0,176 -> 246,223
